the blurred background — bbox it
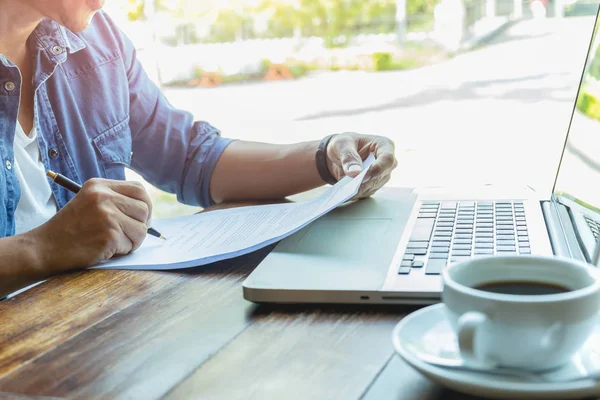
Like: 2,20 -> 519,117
101,0 -> 600,218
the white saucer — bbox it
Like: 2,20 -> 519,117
392,304 -> 600,399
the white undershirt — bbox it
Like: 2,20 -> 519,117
14,122 -> 59,235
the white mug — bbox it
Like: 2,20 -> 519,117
442,255 -> 600,371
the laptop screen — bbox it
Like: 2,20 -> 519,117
553,7 -> 600,258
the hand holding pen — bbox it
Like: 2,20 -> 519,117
47,171 -> 166,240
32,175 -> 163,272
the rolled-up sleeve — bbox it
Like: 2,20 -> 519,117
102,13 -> 232,207
179,121 -> 232,207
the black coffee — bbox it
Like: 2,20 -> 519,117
474,281 -> 571,295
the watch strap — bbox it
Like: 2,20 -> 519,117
316,134 -> 338,185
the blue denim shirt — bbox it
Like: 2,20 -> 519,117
0,12 -> 232,238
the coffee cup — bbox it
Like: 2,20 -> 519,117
442,255 -> 600,371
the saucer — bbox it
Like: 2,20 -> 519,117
392,304 -> 600,399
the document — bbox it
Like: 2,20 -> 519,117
96,154 -> 375,270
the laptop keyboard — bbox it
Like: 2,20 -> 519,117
584,215 -> 600,241
399,201 -> 531,276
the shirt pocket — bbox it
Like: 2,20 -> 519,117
60,50 -> 129,139
92,118 -> 132,180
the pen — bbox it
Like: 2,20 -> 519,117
46,171 -> 167,240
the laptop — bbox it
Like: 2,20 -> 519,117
243,11 -> 600,305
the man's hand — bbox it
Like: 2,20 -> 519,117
325,133 -> 398,198
29,179 -> 153,273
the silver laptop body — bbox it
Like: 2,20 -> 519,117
243,10 -> 600,305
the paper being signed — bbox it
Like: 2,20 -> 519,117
96,154 -> 375,270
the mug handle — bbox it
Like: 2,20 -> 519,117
457,311 -> 498,368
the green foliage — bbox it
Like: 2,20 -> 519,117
588,46 -> 600,81
577,37 -> 600,120
372,52 -> 421,71
259,59 -> 271,76
206,0 -> 437,43
287,61 -> 310,78
373,52 -> 393,70
254,0 -> 398,40
207,10 -> 246,42
577,90 -> 600,121
406,0 -> 439,15
126,0 -> 441,43
390,57 -> 421,69
190,59 -> 309,87
127,2 -> 145,21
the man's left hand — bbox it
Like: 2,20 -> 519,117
325,132 -> 398,199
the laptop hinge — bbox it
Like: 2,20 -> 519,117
542,201 -> 586,262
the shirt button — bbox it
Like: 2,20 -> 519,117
51,45 -> 64,55
49,148 -> 59,159
4,81 -> 15,92
5,159 -> 12,170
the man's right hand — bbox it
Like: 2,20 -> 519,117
29,178 -> 153,272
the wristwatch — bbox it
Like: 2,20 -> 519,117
315,134 -> 338,185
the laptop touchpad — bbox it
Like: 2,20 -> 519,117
244,188 -> 417,293
295,219 -> 391,258
255,218 -> 394,291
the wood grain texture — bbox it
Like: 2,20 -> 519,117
360,354 -> 447,400
164,304 -> 421,400
0,249 -> 272,400
0,192 -> 464,400
0,270 -> 181,378
0,393 -> 64,400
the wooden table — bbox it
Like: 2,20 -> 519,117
0,202 -> 524,400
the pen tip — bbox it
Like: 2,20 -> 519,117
160,235 -> 167,240
46,170 -> 57,180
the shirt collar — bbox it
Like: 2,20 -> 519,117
58,25 -> 86,54
31,19 -> 86,58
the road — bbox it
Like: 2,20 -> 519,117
151,16 -> 598,216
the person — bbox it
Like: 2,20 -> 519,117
0,0 -> 398,298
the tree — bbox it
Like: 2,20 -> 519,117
207,10 -> 246,42
119,0 -> 437,44
254,0 -> 398,42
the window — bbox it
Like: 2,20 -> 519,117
104,0 -> 600,218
